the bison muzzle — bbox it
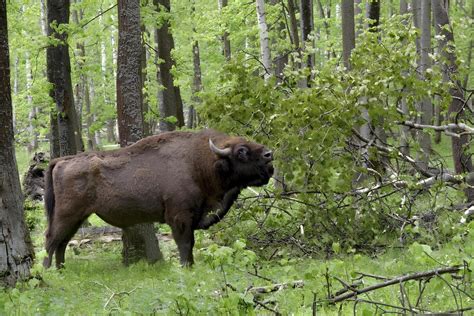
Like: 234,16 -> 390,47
43,129 -> 273,268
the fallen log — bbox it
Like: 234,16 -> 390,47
247,280 -> 304,294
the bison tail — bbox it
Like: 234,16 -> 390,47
44,162 -> 56,227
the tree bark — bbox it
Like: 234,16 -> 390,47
432,0 -> 474,201
287,0 -> 300,50
399,0 -> 410,155
154,0 -> 185,131
46,0 -> 81,157
189,38 -> 202,128
299,0 -> 314,74
218,0 -> 231,60
256,0 -> 272,80
25,53 -> 38,155
141,25 -> 152,137
416,0 -> 433,170
0,0 -> 34,286
272,0 -> 289,83
341,0 -> 355,70
117,0 -> 162,265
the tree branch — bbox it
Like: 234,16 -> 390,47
330,265 -> 462,303
399,120 -> 474,137
247,280 -> 304,294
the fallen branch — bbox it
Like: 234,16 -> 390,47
400,121 -> 474,137
248,280 -> 304,294
330,265 -> 462,303
352,172 -> 463,195
253,298 -> 281,315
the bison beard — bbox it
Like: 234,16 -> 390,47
43,129 -> 273,268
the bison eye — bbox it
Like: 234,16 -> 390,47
236,146 -> 249,162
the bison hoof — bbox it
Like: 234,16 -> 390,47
43,257 -> 51,269
180,260 -> 194,268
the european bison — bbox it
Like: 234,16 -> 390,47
44,129 -> 273,268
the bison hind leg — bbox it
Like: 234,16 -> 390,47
44,213 -> 88,269
55,220 -> 85,268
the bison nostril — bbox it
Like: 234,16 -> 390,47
263,151 -> 273,160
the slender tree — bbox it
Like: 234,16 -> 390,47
154,0 -> 185,131
218,0 -> 231,60
432,0 -> 474,201
256,0 -> 272,80
117,0 -> 162,265
46,0 -> 82,157
0,0 -> 34,286
416,0 -> 433,169
72,2 -> 95,150
26,53 -> 38,154
399,0 -> 410,155
300,0 -> 314,73
342,0 -> 355,70
188,0 -> 202,128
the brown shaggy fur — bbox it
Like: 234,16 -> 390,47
44,129 -> 273,268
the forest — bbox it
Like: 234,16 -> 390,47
0,0 -> 473,314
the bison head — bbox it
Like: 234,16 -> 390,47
209,138 -> 274,187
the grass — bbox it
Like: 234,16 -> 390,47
2,203 -> 473,315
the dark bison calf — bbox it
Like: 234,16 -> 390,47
44,129 -> 273,268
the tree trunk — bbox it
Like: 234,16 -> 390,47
354,0 -> 371,147
316,0 -> 331,57
416,0 -> 433,170
72,2 -> 88,151
368,0 -> 388,172
342,0 -> 355,70
399,0 -> 410,155
189,39 -> 202,128
49,112 -> 60,159
287,0 -> 300,50
272,0 -> 289,82
432,0 -> 474,201
256,0 -> 272,80
141,25 -> 152,137
46,0 -> 81,157
218,0 -> 231,60
25,54 -> 38,154
84,77 -> 96,150
0,0 -> 34,286
117,0 -> 162,265
300,0 -> 314,73
154,0 -> 185,131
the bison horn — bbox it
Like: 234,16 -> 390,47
209,139 -> 232,157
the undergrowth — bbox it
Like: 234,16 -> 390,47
1,202 -> 472,315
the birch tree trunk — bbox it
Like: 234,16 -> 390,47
117,0 -> 162,265
0,0 -> 34,286
432,0 -> 474,202
256,0 -> 271,80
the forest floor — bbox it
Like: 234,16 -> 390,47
1,209 -> 472,315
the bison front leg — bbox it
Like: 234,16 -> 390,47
170,216 -> 195,266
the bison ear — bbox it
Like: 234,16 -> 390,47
236,146 -> 249,162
